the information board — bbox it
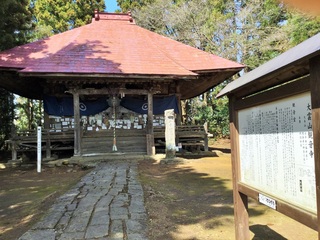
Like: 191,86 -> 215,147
238,92 -> 316,213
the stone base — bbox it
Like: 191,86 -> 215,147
43,154 -> 58,162
6,160 -> 22,168
160,157 -> 184,165
165,149 -> 176,159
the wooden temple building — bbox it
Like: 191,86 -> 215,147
0,11 -> 243,160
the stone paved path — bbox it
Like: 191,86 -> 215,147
19,160 -> 149,240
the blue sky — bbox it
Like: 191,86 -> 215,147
105,0 -> 120,12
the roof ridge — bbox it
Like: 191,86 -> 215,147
93,10 -> 134,23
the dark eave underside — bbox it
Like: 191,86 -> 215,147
219,60 -> 310,99
0,67 -> 242,100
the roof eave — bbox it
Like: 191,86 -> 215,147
193,66 -> 244,74
18,72 -> 199,80
216,58 -> 311,98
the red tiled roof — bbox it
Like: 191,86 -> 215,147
0,12 -> 243,77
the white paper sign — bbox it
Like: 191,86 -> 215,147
259,193 -> 277,210
238,92 -> 316,213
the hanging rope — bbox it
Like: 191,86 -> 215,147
112,95 -> 118,152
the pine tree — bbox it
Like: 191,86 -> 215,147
116,0 -> 146,13
73,0 -> 106,27
33,0 -> 105,35
285,11 -> 320,46
0,0 -> 33,50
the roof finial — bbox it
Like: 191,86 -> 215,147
127,11 -> 133,22
94,9 -> 100,21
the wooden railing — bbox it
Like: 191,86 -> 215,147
6,129 -> 74,161
154,125 -> 209,152
6,125 -> 209,160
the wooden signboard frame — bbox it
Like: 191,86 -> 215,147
228,56 -> 320,239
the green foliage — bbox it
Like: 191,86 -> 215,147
15,97 -> 42,131
184,90 -> 230,139
73,0 -> 106,28
209,89 -> 230,139
33,0 -> 105,36
0,0 -> 33,50
285,12 -> 320,46
116,0 -> 156,13
117,0 -> 141,12
0,90 -> 14,150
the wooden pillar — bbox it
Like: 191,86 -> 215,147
229,95 -> 249,240
310,56 -> 320,239
73,90 -> 81,156
44,112 -> 51,159
147,92 -> 155,155
10,124 -> 17,161
175,82 -> 182,125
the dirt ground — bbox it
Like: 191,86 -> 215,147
0,139 -> 318,240
138,139 -> 317,240
0,164 -> 90,240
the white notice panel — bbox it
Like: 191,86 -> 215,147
238,92 -> 316,213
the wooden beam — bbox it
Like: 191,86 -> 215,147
238,183 -> 318,231
234,76 -> 310,110
50,78 -> 174,85
229,95 -> 250,240
229,64 -> 309,99
75,88 -> 159,96
310,56 -> 320,239
20,72 -> 197,80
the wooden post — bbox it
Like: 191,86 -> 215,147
229,95 -> 249,240
73,90 -> 81,156
44,112 -> 51,159
10,125 -> 17,161
310,56 -> 320,239
175,83 -> 182,125
204,122 -> 209,151
147,91 -> 155,155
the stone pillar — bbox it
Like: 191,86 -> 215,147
165,109 -> 176,159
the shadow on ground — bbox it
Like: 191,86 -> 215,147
250,224 -> 287,240
0,166 -> 89,240
139,157 -> 265,240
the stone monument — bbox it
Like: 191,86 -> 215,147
165,109 -> 176,159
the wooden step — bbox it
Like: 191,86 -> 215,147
81,130 -> 147,154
